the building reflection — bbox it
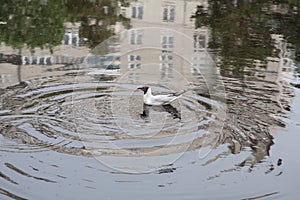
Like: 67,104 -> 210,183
118,0 -> 210,88
62,27 -> 85,47
118,0 -> 296,170
0,0 -> 297,171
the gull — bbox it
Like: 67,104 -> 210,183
137,86 -> 186,106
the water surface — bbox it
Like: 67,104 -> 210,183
1,0 -> 300,199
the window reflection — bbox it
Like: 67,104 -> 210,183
130,29 -> 143,45
128,54 -> 141,69
159,63 -> 173,79
159,55 -> 173,61
162,5 -> 175,22
193,33 -> 206,51
0,74 -> 11,84
161,35 -> 174,52
131,2 -> 143,19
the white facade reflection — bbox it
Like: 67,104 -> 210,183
118,0 -> 210,84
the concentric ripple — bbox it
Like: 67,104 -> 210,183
0,81 -> 223,162
0,27 -> 228,173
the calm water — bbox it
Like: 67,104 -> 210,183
1,1 -> 300,199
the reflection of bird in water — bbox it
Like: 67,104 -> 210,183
140,104 -> 181,121
137,86 -> 186,106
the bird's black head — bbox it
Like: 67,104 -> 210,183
137,86 -> 149,94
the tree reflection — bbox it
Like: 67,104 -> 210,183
192,0 -> 300,75
270,1 -> 300,62
0,0 -> 130,52
192,0 -> 299,170
0,0 -> 68,53
66,0 -> 130,48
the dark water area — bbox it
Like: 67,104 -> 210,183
1,0 -> 300,199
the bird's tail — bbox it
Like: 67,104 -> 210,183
173,89 -> 188,96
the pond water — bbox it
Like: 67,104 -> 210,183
1,1 -> 300,200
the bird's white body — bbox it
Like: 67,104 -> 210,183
142,88 -> 182,106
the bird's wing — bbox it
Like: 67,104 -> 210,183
152,94 -> 178,103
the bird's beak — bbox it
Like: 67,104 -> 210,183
137,87 -> 143,90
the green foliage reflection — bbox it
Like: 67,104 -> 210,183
192,0 -> 300,76
0,0 -> 69,53
0,0 -> 130,52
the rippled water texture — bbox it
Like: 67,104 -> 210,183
0,54 -> 224,173
1,1 -> 300,200
0,42 -> 295,199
